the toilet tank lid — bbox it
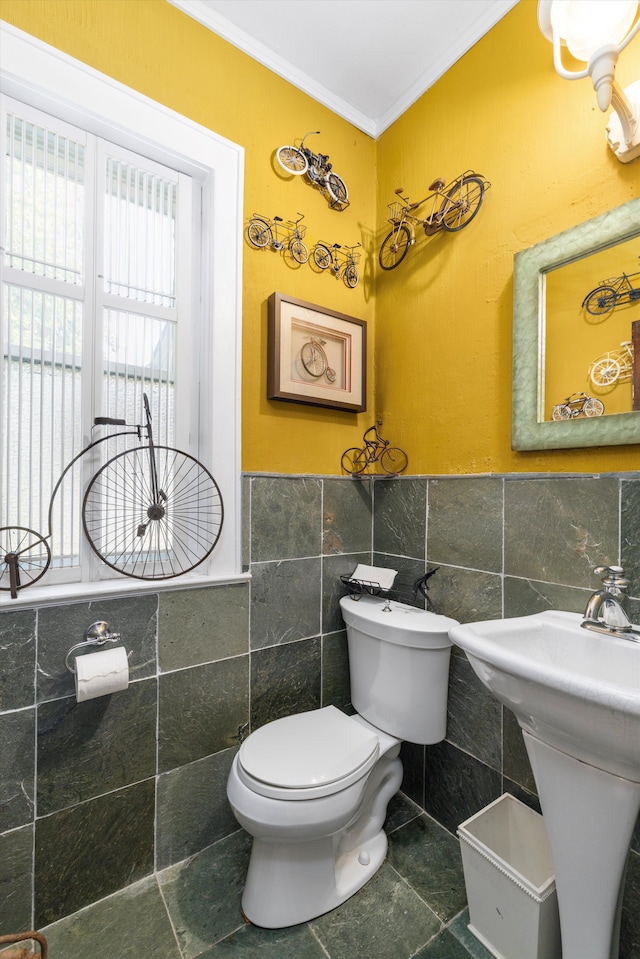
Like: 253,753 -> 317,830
340,595 -> 458,648
238,706 -> 379,789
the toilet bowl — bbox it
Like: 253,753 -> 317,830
227,595 -> 458,928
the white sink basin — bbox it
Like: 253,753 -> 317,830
449,610 -> 640,782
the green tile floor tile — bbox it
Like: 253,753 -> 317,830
195,921 -> 328,958
387,814 -> 467,923
159,831 -> 252,959
41,875 -> 182,959
310,862 -> 441,959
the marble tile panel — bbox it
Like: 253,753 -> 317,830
373,477 -> 427,560
0,608 -> 36,712
159,830 -> 252,959
446,652 -> 501,771
0,824 -> 33,934
36,678 -> 157,816
250,637 -> 321,730
0,708 -> 35,832
322,477 -> 372,555
198,921 -> 328,958
621,478 -> 640,598
427,477 -> 503,573
399,741 -> 425,809
427,566 -> 502,624
504,477 -> 619,587
323,551 -> 370,633
621,849 -> 640,959
158,656 -> 248,773
310,861 -> 441,959
384,792 -> 423,835
386,813 -> 467,923
442,910 -> 496,959
502,707 -> 537,794
413,927 -> 487,959
422,741 -> 502,836
250,477 -> 322,562
321,629 -> 350,710
159,583 -> 249,671
250,558 -> 321,650
34,778 -> 155,926
504,576 -> 590,617
36,594 -> 157,703
156,747 -> 239,869
42,875 -> 181,959
372,552 -> 428,608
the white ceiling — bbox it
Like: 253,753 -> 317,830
169,0 -> 520,137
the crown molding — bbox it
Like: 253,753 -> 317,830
169,0 -> 519,139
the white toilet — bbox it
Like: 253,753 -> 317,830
226,594 -> 458,928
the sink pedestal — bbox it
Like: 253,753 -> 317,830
523,731 -> 640,959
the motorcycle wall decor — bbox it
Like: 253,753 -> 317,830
276,132 -> 349,210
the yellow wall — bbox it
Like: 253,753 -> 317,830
2,0 -> 639,474
376,0 -> 639,473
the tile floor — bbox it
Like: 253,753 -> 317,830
10,795 -> 496,959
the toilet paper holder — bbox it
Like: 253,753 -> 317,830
65,621 -> 123,673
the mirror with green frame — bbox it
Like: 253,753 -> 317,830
512,198 -> 640,450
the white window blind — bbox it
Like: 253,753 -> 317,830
1,97 -> 195,583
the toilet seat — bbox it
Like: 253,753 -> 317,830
237,706 -> 380,800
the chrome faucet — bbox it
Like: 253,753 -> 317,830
581,565 -> 640,640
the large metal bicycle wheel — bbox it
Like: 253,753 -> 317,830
440,176 -> 484,232
380,447 -> 408,474
313,244 -> 332,270
326,172 -> 348,206
590,356 -> 620,387
82,446 -> 223,580
341,448 -> 368,474
379,225 -> 411,270
0,526 -> 51,596
276,145 -> 308,175
583,286 -> 617,315
247,219 -> 272,248
344,263 -> 359,288
583,398 -> 605,416
287,238 -> 309,264
551,404 -> 572,420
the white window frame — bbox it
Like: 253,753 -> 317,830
0,21 -> 245,605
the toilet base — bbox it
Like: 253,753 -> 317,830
241,828 -> 388,928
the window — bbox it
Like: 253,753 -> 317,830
0,23 -> 243,600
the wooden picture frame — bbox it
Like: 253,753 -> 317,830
267,292 -> 367,412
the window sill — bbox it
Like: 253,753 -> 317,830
0,570 -> 251,610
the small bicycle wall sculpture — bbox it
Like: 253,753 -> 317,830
582,268 -> 640,315
551,392 -> 605,420
276,132 -> 349,210
379,171 -> 491,270
247,212 -> 309,263
312,241 -> 361,288
588,340 -> 634,388
341,422 -> 408,476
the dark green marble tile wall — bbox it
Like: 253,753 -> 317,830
1,469 -> 638,955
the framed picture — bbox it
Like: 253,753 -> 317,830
267,292 -> 367,412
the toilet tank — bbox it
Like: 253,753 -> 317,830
339,595 -> 458,745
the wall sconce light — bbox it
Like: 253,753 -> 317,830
538,0 -> 640,162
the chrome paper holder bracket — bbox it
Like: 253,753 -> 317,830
65,621 -> 122,674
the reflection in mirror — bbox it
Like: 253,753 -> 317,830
512,197 -> 640,450
545,238 -> 639,420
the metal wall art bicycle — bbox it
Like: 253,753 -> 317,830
0,395 -> 223,599
276,132 -> 349,210
341,422 -> 408,476
246,212 -> 309,263
588,340 -> 634,388
313,241 -> 361,288
582,268 -> 640,315
379,171 -> 491,270
551,392 -> 605,420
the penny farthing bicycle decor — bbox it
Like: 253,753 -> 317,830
1,395 -> 223,598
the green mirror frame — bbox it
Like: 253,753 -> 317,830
512,197 -> 640,450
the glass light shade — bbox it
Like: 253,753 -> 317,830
550,0 -> 638,61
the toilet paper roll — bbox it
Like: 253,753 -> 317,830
74,646 -> 129,703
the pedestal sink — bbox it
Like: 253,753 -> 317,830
449,610 -> 640,959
